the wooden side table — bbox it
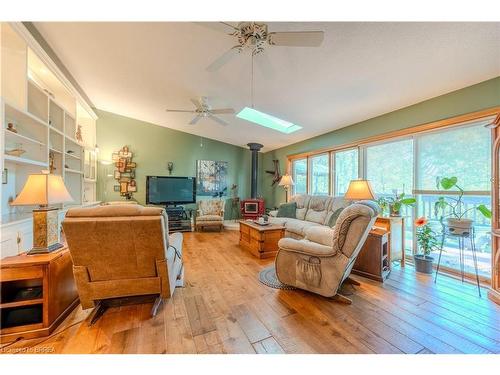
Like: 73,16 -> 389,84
239,220 -> 285,259
352,228 -> 390,282
0,248 -> 79,343
373,216 -> 406,267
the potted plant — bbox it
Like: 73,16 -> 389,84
376,191 -> 416,217
434,176 -> 492,235
414,217 -> 439,274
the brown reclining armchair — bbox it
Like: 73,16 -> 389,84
276,201 -> 379,304
62,204 -> 183,323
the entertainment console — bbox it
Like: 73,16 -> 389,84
165,206 -> 193,232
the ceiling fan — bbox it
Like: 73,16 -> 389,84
166,97 -> 235,126
206,22 -> 324,72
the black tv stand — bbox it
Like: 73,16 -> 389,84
165,206 -> 192,232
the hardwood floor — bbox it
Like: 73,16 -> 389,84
2,230 -> 499,354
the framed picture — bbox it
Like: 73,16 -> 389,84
114,170 -> 121,180
120,182 -> 128,193
127,184 -> 137,192
2,168 -> 7,184
113,185 -> 120,192
196,160 -> 228,196
112,152 -> 120,162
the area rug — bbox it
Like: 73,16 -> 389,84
258,266 -> 296,290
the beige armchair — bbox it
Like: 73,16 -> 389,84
62,204 -> 183,323
196,199 -> 225,231
275,200 -> 379,304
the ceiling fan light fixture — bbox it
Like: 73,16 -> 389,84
237,107 -> 302,134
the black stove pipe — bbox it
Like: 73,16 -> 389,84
247,143 -> 263,199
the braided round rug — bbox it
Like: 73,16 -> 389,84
258,266 -> 296,290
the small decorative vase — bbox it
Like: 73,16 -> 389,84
389,204 -> 401,217
414,254 -> 434,274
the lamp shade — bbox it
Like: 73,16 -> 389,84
279,174 -> 295,187
11,173 -> 74,206
344,179 -> 375,200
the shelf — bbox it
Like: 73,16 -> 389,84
65,135 -> 82,145
65,152 -> 81,160
84,178 -> 97,183
4,154 -> 48,168
49,148 -> 63,154
0,298 -> 44,309
49,125 -> 64,135
65,168 -> 83,175
4,129 -> 45,147
4,100 -> 48,129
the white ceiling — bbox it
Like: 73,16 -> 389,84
33,22 -> 500,152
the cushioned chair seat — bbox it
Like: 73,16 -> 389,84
278,237 -> 335,256
283,218 -> 323,236
197,215 -> 224,222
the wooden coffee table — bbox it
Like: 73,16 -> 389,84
239,220 -> 285,259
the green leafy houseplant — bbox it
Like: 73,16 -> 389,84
434,176 -> 492,234
376,191 -> 416,216
414,217 -> 440,274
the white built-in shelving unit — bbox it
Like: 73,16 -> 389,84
1,22 -> 99,258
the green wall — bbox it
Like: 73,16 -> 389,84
262,77 -> 500,208
96,110 -> 256,219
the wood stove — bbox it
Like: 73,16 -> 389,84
241,143 -> 265,219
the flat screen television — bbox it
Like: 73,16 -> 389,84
146,176 -> 196,205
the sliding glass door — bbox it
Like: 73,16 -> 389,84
291,158 -> 307,195
333,148 -> 359,196
310,154 -> 329,195
414,123 -> 492,277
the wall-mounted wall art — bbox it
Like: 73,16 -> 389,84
196,160 -> 228,196
112,145 -> 137,199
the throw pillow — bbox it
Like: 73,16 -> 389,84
327,207 -> 344,227
277,202 -> 297,218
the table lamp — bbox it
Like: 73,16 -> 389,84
279,174 -> 295,202
11,172 -> 73,254
344,179 -> 376,201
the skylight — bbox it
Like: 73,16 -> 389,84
236,107 -> 302,134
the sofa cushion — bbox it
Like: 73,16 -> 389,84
304,226 -> 334,247
268,217 -> 288,226
277,202 -> 297,218
326,207 -> 344,227
304,196 -> 332,224
323,197 -> 351,226
290,195 -> 310,220
284,218 -> 322,237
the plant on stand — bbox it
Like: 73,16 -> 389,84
414,217 -> 440,274
376,189 -> 416,216
434,176 -> 492,235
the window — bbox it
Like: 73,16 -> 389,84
415,124 -> 492,277
334,148 -> 358,196
364,138 -> 415,255
291,158 -> 307,195
310,154 -> 329,195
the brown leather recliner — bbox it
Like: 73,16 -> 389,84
62,204 -> 183,321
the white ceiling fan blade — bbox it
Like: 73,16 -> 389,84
254,52 -> 275,79
208,114 -> 228,126
210,108 -> 235,115
194,22 -> 239,34
268,31 -> 324,47
166,109 -> 197,113
206,46 -> 241,72
189,115 -> 202,125
190,98 -> 203,110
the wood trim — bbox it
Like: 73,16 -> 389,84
412,190 -> 491,196
287,107 -> 500,161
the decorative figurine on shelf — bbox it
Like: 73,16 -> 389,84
7,123 -> 18,133
76,124 -> 83,143
167,161 -> 174,175
113,145 -> 137,199
49,151 -> 57,173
